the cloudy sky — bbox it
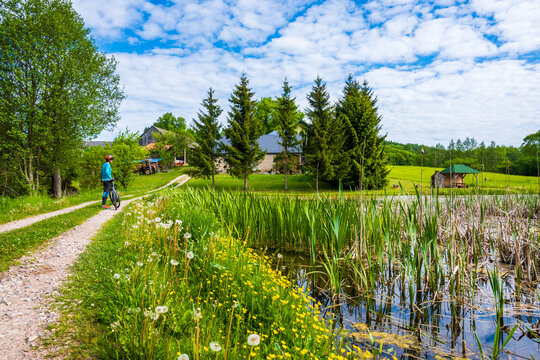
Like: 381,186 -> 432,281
72,0 -> 540,147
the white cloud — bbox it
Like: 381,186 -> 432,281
69,0 -> 540,146
72,0 -> 145,39
368,60 -> 540,145
472,0 -> 540,54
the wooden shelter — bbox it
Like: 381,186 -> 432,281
431,164 -> 480,188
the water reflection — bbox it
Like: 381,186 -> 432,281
271,251 -> 540,359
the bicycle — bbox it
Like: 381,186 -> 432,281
109,178 -> 121,210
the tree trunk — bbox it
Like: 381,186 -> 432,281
212,171 -> 215,190
184,148 -> 187,163
23,155 -> 36,193
53,168 -> 62,198
2,170 -> 7,196
244,175 -> 248,191
36,147 -> 41,190
315,162 -> 319,193
284,152 -> 288,191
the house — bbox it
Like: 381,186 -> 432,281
139,125 -> 169,146
431,164 -> 480,188
140,125 -> 197,163
217,131 -> 302,174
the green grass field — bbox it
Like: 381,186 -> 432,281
387,165 -> 539,192
0,166 -> 187,225
184,165 -> 539,196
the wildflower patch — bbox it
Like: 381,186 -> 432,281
57,194 -> 342,359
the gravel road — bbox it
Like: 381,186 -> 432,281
0,174 -> 190,359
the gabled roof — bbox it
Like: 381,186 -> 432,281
140,125 -> 170,138
440,164 -> 480,174
219,131 -> 302,154
84,141 -> 111,147
153,126 -> 169,134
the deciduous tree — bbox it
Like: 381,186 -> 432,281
0,0 -> 124,197
153,112 -> 187,132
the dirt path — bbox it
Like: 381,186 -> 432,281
0,174 -> 189,234
0,175 -> 190,359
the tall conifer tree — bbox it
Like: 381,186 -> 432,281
275,79 -> 301,191
336,75 -> 388,189
189,88 -> 223,189
222,74 -> 265,190
303,76 -> 345,192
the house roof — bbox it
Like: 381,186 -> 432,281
140,125 -> 170,138
440,164 -> 480,174
219,131 -> 302,154
145,143 -> 172,150
84,141 -> 111,147
153,126 -> 169,134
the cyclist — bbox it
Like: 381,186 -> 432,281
100,154 -> 114,209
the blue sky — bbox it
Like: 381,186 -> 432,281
72,0 -> 540,147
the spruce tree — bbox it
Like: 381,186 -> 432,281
275,79 -> 302,191
303,76 -> 345,192
189,88 -> 223,189
336,75 -> 388,189
222,74 -> 265,190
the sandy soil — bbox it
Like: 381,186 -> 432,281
0,174 -> 190,359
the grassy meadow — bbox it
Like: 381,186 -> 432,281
185,165 -> 539,196
0,166 -> 187,225
388,165 -> 540,192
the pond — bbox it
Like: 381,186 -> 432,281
276,252 -> 540,359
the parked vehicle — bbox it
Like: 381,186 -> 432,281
138,159 -> 160,175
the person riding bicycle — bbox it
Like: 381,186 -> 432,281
100,154 -> 114,209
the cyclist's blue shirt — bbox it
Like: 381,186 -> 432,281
100,162 -> 112,181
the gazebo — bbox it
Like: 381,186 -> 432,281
431,164 -> 480,188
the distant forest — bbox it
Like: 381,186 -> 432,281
385,131 -> 540,176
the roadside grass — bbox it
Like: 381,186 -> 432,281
50,193 -> 352,359
0,204 -> 102,272
0,166 -> 187,225
184,165 -> 538,197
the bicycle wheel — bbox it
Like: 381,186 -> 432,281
110,189 -> 121,210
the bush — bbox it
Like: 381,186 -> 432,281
79,130 -> 147,190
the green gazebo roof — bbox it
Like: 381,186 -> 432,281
440,164 -> 480,174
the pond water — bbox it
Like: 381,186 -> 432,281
274,252 -> 540,359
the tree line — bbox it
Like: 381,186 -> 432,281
386,131 -> 540,176
188,74 -> 388,191
0,0 -> 123,197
